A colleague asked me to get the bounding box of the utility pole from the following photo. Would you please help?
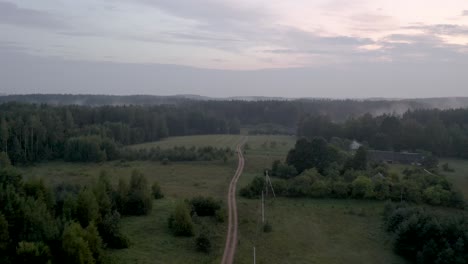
[261,191,265,223]
[253,246,256,264]
[266,170,276,198]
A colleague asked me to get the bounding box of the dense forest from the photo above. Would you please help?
[1,99,468,164]
[298,109,468,158]
[0,103,240,164]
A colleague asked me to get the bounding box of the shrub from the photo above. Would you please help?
[76,188,99,227]
[331,181,349,198]
[351,176,374,198]
[190,196,221,217]
[263,222,272,233]
[151,182,164,199]
[240,177,264,198]
[215,208,225,223]
[125,170,152,215]
[195,233,211,253]
[168,202,194,236]
[99,211,129,249]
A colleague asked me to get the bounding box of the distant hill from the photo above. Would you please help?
[1,94,468,118]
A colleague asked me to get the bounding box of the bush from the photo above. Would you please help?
[351,176,374,198]
[331,181,349,198]
[161,158,170,165]
[263,222,272,233]
[62,222,97,264]
[99,211,129,249]
[151,182,164,199]
[124,170,152,215]
[190,196,221,217]
[276,163,298,179]
[383,204,468,263]
[168,202,194,236]
[195,233,211,253]
[215,208,225,223]
[240,177,264,198]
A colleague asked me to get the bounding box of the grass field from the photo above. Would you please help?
[440,159,468,200]
[24,134,468,263]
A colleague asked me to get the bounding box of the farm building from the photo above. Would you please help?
[368,150,424,164]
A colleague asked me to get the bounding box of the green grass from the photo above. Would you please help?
[19,160,236,200]
[235,198,405,264]
[440,159,468,200]
[109,199,226,264]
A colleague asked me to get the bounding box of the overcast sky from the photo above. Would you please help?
[1,0,468,98]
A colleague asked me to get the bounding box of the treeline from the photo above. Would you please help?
[298,109,468,158]
[120,146,234,163]
[0,163,161,264]
[241,138,465,208]
[0,103,240,164]
[384,203,468,263]
[2,100,468,164]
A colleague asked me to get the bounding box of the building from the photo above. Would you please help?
[368,150,424,164]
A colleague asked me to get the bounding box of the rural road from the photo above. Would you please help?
[221,141,245,264]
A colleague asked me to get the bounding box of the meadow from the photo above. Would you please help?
[17,134,468,263]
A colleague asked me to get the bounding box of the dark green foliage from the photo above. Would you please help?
[194,233,211,253]
[263,222,272,233]
[383,203,468,263]
[115,170,152,216]
[151,182,164,199]
[168,202,194,237]
[286,137,344,175]
[64,136,113,162]
[16,241,51,264]
[352,147,368,171]
[0,168,128,262]
[0,213,9,252]
[0,102,241,164]
[239,177,265,198]
[189,196,221,217]
[21,197,59,242]
[121,146,233,162]
[99,211,129,249]
[126,170,152,216]
[0,152,11,167]
[275,163,298,179]
[351,176,373,199]
[61,222,98,264]
[214,208,226,223]
[76,188,99,228]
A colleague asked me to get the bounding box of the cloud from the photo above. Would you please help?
[463,10,468,16]
[0,1,67,29]
[405,24,468,36]
[137,0,270,29]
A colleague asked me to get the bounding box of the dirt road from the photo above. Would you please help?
[221,142,245,264]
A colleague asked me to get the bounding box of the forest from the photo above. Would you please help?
[2,100,468,165]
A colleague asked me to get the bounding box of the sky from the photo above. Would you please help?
[1,0,468,98]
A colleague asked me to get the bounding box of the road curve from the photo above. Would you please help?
[221,141,245,264]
